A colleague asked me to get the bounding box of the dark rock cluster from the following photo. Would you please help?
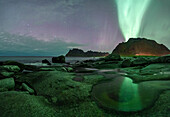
[0,61,36,93]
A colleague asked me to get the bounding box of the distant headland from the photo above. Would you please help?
[66,48,109,57]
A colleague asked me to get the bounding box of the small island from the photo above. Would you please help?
[66,48,109,57]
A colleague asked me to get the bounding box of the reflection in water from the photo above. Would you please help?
[92,70,170,112]
[119,78,141,111]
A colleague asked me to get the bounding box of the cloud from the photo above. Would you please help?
[0,32,83,56]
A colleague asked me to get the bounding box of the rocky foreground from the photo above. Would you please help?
[0,54,170,117]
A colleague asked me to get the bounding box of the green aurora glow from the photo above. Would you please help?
[115,0,152,41]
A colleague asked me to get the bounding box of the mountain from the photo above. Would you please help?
[112,38,170,56]
[66,48,109,57]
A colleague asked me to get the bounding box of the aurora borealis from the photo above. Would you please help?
[0,0,170,56]
[115,0,152,41]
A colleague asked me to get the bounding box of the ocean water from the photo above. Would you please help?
[0,56,99,65]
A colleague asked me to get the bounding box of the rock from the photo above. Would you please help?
[51,97,58,103]
[121,59,131,67]
[156,54,170,63]
[0,74,5,79]
[3,61,25,71]
[0,78,15,90]
[104,54,121,61]
[132,58,148,66]
[140,64,169,75]
[3,65,20,72]
[0,91,59,116]
[112,38,170,56]
[42,59,51,65]
[75,61,80,64]
[0,71,14,77]
[62,67,67,72]
[22,70,33,73]
[0,61,3,66]
[66,67,73,72]
[22,83,35,94]
[52,55,65,63]
[0,87,8,92]
[24,65,38,71]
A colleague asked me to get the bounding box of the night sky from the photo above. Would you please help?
[0,0,170,56]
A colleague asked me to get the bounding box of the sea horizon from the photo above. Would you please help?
[0,56,99,65]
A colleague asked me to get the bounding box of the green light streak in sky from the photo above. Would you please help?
[115,0,152,41]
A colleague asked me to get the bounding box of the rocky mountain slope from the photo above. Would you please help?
[112,38,170,56]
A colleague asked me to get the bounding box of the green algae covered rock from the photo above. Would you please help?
[104,54,121,61]
[22,83,35,94]
[3,61,25,70]
[17,71,93,105]
[0,91,60,117]
[0,78,15,91]
[132,57,148,66]
[83,75,104,84]
[121,59,131,67]
[3,65,20,72]
[0,71,14,77]
[66,67,74,72]
[155,54,170,63]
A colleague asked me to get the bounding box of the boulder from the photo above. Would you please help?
[104,54,121,61]
[24,65,38,71]
[52,55,65,63]
[22,70,33,73]
[0,74,5,79]
[22,83,35,94]
[132,58,148,66]
[0,91,59,116]
[0,71,14,77]
[3,65,20,72]
[0,78,15,90]
[0,87,8,92]
[42,59,51,65]
[62,67,67,72]
[121,59,131,67]
[3,61,25,71]
[0,61,3,66]
[66,67,73,72]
